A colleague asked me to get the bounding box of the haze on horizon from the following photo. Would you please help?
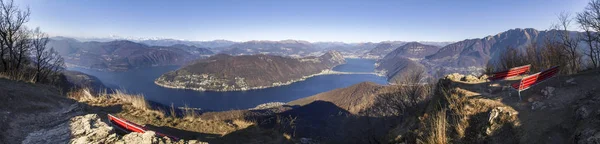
[18,0,588,43]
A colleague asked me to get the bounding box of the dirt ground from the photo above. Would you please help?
[445,69,600,143]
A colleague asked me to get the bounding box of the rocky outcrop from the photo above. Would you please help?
[22,114,118,144]
[22,114,205,144]
[573,89,600,144]
[155,51,346,91]
[444,73,465,81]
[461,75,479,82]
[486,107,519,135]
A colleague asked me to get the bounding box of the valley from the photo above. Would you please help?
[4,0,600,143]
[69,59,387,111]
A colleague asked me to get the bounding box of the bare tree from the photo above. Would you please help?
[554,12,582,74]
[370,69,433,117]
[0,0,30,72]
[31,27,64,82]
[577,0,600,69]
[495,46,528,71]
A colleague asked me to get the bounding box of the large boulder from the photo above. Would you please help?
[486,107,519,135]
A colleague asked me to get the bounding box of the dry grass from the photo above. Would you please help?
[417,89,460,144]
[110,90,150,111]
[68,88,150,111]
[443,89,469,139]
[232,119,255,129]
[0,71,36,83]
[65,87,277,142]
[414,82,522,143]
[419,108,448,144]
[181,104,199,120]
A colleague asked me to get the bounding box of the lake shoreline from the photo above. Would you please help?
[154,69,385,92]
[67,59,388,110]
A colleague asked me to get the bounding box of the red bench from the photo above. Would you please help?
[487,64,531,81]
[108,114,179,141]
[510,66,559,100]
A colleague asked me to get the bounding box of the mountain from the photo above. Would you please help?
[372,28,586,83]
[61,70,107,92]
[376,57,427,83]
[218,40,318,57]
[138,39,237,49]
[417,41,454,47]
[47,39,213,71]
[56,36,238,48]
[311,42,380,58]
[374,42,440,83]
[361,41,407,59]
[381,42,441,60]
[155,51,346,91]
[425,28,575,68]
[167,44,214,55]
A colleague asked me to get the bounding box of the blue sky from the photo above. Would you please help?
[17,0,589,42]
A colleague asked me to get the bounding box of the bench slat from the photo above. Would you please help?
[512,66,559,91]
[488,64,531,81]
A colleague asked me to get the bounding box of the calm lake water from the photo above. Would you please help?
[69,59,387,111]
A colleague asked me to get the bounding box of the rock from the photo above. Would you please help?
[445,73,465,81]
[531,101,546,110]
[575,128,600,144]
[541,87,556,99]
[118,131,168,144]
[486,107,518,135]
[462,75,479,82]
[566,78,577,85]
[23,114,118,144]
[576,106,590,120]
[488,107,503,124]
[479,74,489,81]
[22,114,205,144]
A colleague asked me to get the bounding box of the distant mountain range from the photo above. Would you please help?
[375,28,588,84]
[51,28,586,83]
[361,41,408,59]
[155,51,346,91]
[219,40,317,57]
[138,39,237,49]
[48,38,214,71]
[53,36,451,59]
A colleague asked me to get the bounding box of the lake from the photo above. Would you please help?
[69,58,387,111]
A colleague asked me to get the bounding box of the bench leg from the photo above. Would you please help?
[518,91,522,101]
